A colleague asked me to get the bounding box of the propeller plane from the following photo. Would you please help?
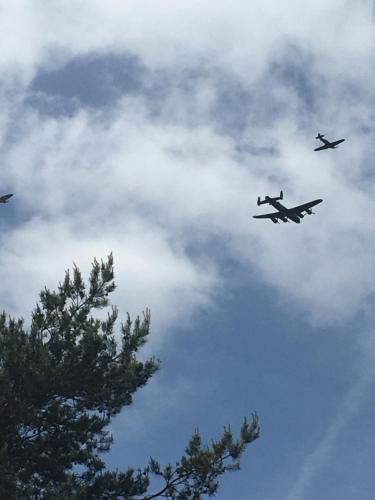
[0,193,13,203]
[314,133,345,151]
[253,191,323,224]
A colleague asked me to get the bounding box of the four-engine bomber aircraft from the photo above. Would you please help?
[253,191,323,224]
[314,133,345,151]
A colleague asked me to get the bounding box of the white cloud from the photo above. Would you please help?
[1,66,375,329]
[1,1,374,86]
[0,212,218,339]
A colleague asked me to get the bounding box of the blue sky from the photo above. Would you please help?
[1,1,375,498]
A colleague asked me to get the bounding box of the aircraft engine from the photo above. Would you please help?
[280,216,288,222]
[305,209,312,215]
[299,213,304,218]
[271,218,278,224]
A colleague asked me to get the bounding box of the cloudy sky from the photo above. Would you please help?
[2,1,375,498]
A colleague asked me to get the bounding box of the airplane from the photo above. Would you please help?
[253,191,323,224]
[314,133,345,151]
[0,194,13,203]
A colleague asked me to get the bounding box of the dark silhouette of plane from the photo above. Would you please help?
[253,191,323,224]
[0,193,12,203]
[314,133,345,151]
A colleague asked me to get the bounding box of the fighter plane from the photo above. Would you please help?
[0,193,13,203]
[0,194,13,203]
[314,133,345,151]
[253,191,322,224]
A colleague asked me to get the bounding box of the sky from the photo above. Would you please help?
[1,1,375,498]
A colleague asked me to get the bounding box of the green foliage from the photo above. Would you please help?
[142,414,259,500]
[0,255,259,498]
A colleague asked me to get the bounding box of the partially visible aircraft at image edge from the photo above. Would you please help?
[314,133,345,151]
[253,191,323,224]
[0,193,13,203]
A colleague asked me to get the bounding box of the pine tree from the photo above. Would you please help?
[0,254,259,498]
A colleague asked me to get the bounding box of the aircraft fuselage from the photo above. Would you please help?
[267,200,301,223]
[321,139,336,148]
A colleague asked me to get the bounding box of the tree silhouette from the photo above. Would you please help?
[0,254,259,498]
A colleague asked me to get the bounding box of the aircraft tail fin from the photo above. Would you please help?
[257,191,283,205]
[272,191,283,202]
[315,133,324,140]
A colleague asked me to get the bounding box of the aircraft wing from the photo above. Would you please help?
[253,211,284,220]
[287,199,323,215]
[0,193,13,203]
[314,144,330,151]
[331,139,345,147]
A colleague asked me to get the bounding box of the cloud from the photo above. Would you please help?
[0,212,218,340]
[0,2,374,339]
[1,27,375,330]
[2,1,374,85]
